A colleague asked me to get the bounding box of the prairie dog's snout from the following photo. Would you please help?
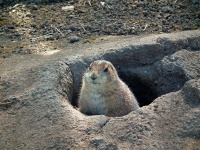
[90,72,97,80]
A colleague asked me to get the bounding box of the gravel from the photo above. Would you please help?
[0,0,199,56]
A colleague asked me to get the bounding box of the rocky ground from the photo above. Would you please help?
[0,0,200,57]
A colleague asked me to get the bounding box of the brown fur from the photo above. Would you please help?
[78,60,139,117]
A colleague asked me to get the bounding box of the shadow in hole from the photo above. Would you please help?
[118,74,158,107]
[71,96,78,108]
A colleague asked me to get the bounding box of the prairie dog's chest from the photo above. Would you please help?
[88,92,107,115]
[90,92,105,106]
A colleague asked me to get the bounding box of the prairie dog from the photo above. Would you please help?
[78,60,139,117]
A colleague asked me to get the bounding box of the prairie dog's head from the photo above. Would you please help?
[83,60,118,87]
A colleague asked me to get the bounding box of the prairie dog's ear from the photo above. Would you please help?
[108,63,115,71]
[90,62,94,67]
[87,62,93,71]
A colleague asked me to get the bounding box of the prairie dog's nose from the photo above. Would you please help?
[91,73,97,80]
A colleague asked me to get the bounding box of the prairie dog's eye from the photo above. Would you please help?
[104,67,108,72]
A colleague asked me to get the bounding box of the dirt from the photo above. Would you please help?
[0,0,200,57]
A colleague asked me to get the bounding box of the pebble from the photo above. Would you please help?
[67,29,72,34]
[12,49,21,54]
[62,5,74,11]
[162,20,168,25]
[46,34,59,41]
[143,11,148,17]
[7,25,15,29]
[100,2,105,6]
[26,13,32,17]
[30,23,36,28]
[68,36,80,43]
[68,26,79,31]
[30,5,38,10]
[162,27,168,33]
[13,33,21,37]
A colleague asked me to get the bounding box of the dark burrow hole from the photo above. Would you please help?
[118,73,158,107]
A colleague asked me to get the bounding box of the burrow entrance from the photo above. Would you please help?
[69,59,186,108]
[69,37,200,108]
[69,53,190,108]
[118,72,158,107]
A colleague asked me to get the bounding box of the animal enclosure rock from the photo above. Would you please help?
[0,30,200,149]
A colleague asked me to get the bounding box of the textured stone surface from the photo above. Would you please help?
[0,31,200,149]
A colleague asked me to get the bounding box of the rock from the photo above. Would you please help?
[12,49,21,54]
[13,33,21,37]
[162,27,169,33]
[0,97,18,110]
[46,35,54,41]
[26,12,32,17]
[68,26,79,31]
[162,19,168,25]
[68,36,80,43]
[0,31,200,150]
[100,2,105,6]
[66,29,72,34]
[20,49,32,54]
[143,11,148,17]
[161,6,172,13]
[30,23,36,28]
[62,5,74,11]
[7,25,15,29]
[182,79,200,106]
[29,5,38,10]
